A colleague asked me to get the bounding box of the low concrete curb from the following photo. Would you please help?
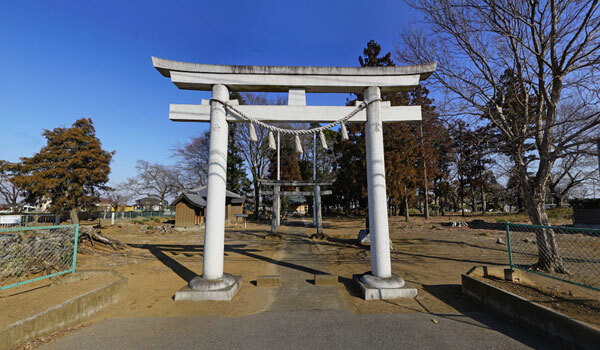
[256,275,280,287]
[314,274,338,286]
[462,266,600,350]
[1,269,127,350]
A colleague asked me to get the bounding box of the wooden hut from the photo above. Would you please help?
[193,186,248,225]
[172,187,251,228]
[172,192,206,228]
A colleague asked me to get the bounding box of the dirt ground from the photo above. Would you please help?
[0,273,118,330]
[73,223,284,319]
[314,215,515,315]
[481,275,600,328]
[5,211,599,348]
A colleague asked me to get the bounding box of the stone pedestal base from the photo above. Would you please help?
[353,273,418,300]
[174,274,242,301]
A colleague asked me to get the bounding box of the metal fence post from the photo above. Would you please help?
[72,224,79,273]
[505,223,513,270]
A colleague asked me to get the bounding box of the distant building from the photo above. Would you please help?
[96,198,112,212]
[0,203,12,214]
[287,195,308,215]
[570,198,600,229]
[33,197,52,212]
[171,186,251,228]
[134,197,168,211]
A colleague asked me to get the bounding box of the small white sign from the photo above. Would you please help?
[0,215,21,225]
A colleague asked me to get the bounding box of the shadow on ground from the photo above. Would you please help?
[128,240,552,349]
[128,242,329,283]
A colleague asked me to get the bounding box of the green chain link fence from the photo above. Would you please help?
[506,223,600,292]
[0,224,79,290]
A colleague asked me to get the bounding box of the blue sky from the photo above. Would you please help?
[0,0,421,184]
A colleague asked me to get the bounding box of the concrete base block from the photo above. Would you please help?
[257,275,280,287]
[353,274,418,300]
[174,276,242,301]
[314,274,338,286]
[504,268,522,282]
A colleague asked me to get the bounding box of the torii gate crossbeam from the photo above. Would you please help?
[153,57,436,301]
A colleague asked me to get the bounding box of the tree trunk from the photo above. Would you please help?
[253,180,260,220]
[481,184,486,215]
[519,158,566,273]
[404,192,409,222]
[526,196,566,273]
[69,207,79,225]
[423,188,429,220]
[159,194,166,214]
[460,182,465,217]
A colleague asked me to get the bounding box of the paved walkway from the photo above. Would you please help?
[42,310,556,349]
[268,219,346,312]
[41,219,557,349]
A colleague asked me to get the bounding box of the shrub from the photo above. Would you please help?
[547,207,573,220]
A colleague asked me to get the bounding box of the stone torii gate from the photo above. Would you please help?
[152,57,435,301]
[259,179,333,237]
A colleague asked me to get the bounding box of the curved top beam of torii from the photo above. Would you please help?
[152,57,436,93]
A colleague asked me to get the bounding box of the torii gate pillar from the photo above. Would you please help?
[354,86,413,299]
[364,86,392,278]
[202,84,229,280]
[177,84,242,300]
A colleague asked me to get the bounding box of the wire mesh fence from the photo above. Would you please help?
[0,224,78,290]
[506,223,600,291]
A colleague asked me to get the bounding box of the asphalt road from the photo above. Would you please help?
[42,309,557,350]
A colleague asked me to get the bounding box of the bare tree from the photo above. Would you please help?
[0,161,23,212]
[236,93,284,219]
[171,131,210,188]
[128,160,185,212]
[398,0,600,272]
[548,147,597,206]
[104,182,133,212]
